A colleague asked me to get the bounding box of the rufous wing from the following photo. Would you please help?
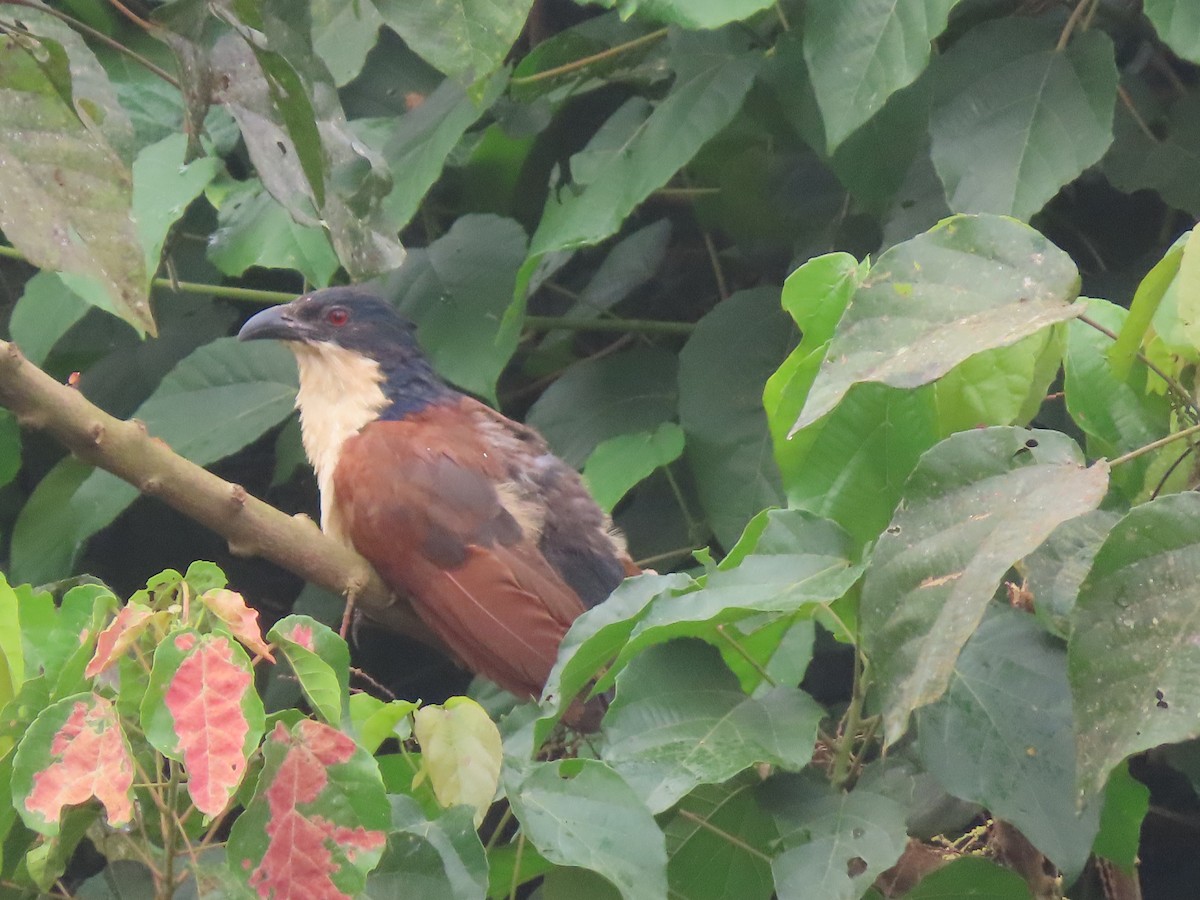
[330,406,588,698]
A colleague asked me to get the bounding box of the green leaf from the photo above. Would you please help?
[586,0,775,29]
[1109,230,1187,376]
[505,759,668,900]
[664,776,777,900]
[762,770,908,900]
[349,695,417,754]
[1091,762,1149,874]
[863,427,1110,744]
[537,572,696,745]
[1064,299,1172,500]
[131,132,221,276]
[527,346,679,468]
[583,422,686,512]
[312,0,384,86]
[207,178,339,287]
[365,796,488,900]
[375,73,506,229]
[793,215,1081,430]
[413,697,502,828]
[918,608,1098,878]
[0,34,151,333]
[615,510,862,672]
[1069,492,1200,794]
[0,575,24,730]
[928,18,1118,220]
[9,271,90,367]
[902,856,1032,898]
[803,0,958,153]
[528,31,760,256]
[1104,88,1200,219]
[0,409,20,492]
[389,214,529,403]
[374,0,534,80]
[680,286,791,547]
[267,615,351,726]
[1024,509,1120,639]
[603,641,822,813]
[1145,0,1200,64]
[9,338,298,584]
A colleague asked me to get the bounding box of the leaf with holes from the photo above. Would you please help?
[413,697,502,828]
[0,34,151,333]
[268,615,350,725]
[862,427,1109,744]
[505,759,668,900]
[1070,492,1200,795]
[603,641,822,813]
[12,693,134,835]
[84,602,156,678]
[229,719,389,896]
[201,589,275,662]
[793,215,1081,431]
[763,770,908,900]
[141,630,265,818]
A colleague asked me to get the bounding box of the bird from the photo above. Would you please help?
[238,287,640,717]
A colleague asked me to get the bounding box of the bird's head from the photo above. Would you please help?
[238,287,452,419]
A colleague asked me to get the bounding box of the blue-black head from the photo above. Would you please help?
[238,287,454,416]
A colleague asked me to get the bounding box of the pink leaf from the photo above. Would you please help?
[85,603,154,678]
[201,589,275,662]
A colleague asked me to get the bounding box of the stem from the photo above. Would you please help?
[1110,421,1200,468]
[161,759,181,899]
[484,804,514,853]
[510,28,668,85]
[774,2,790,30]
[508,831,526,900]
[1150,443,1195,499]
[0,0,180,89]
[1056,0,1095,52]
[830,652,869,789]
[634,546,700,568]
[1077,313,1200,420]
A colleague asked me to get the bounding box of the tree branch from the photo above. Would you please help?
[0,340,440,649]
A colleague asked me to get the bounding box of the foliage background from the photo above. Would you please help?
[2,0,1200,897]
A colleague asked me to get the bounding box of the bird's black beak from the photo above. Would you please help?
[238,303,305,342]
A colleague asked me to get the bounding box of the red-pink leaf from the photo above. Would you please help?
[24,696,133,829]
[163,634,256,817]
[201,589,275,662]
[85,603,155,678]
[246,721,386,897]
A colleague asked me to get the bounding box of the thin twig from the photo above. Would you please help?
[702,230,729,302]
[1056,0,1095,52]
[1150,444,1196,499]
[1110,421,1200,468]
[510,28,668,85]
[0,0,180,89]
[1116,84,1159,143]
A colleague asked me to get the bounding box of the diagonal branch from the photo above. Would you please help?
[0,340,440,649]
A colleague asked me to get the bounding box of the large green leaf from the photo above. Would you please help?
[902,856,1032,898]
[131,132,221,275]
[583,422,686,513]
[374,72,506,229]
[918,608,1099,878]
[0,34,150,333]
[527,30,760,256]
[504,759,668,900]
[862,427,1109,743]
[207,178,339,287]
[1070,492,1200,794]
[762,770,908,900]
[8,272,90,367]
[928,18,1118,220]
[10,339,297,585]
[388,214,528,403]
[602,641,822,813]
[374,0,534,80]
[526,346,679,469]
[803,0,959,153]
[664,776,777,900]
[1023,509,1120,640]
[1144,0,1200,64]
[793,215,1081,431]
[365,796,488,899]
[680,286,791,547]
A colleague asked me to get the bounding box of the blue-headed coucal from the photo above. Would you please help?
[238,287,639,710]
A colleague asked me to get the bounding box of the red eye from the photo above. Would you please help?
[326,307,349,327]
